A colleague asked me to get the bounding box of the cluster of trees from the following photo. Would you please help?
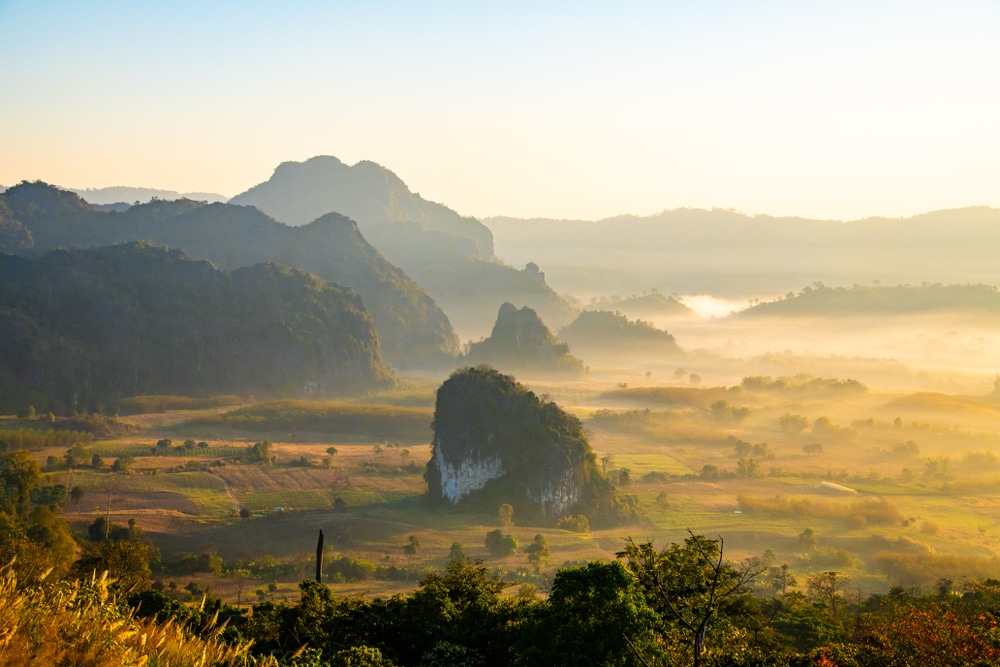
[88,534,1000,666]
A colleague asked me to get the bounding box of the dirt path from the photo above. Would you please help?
[210,472,241,512]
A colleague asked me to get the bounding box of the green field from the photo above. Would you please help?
[18,381,1000,601]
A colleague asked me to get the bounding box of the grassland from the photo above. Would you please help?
[13,375,1000,603]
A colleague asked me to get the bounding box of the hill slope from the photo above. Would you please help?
[0,243,394,414]
[464,303,585,377]
[558,310,681,359]
[231,156,577,337]
[735,283,1000,319]
[1,181,458,366]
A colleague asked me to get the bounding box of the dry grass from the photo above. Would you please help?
[0,566,270,666]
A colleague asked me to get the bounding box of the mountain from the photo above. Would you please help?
[0,181,459,366]
[557,310,681,359]
[585,293,695,321]
[734,283,1000,319]
[72,186,228,205]
[463,303,585,377]
[426,366,613,519]
[0,243,394,415]
[231,156,577,337]
[485,207,1000,298]
[231,156,493,256]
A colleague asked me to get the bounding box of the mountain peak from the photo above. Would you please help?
[231,155,494,259]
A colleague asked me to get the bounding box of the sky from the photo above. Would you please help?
[1,0,998,221]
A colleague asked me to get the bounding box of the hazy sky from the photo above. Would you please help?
[1,0,998,220]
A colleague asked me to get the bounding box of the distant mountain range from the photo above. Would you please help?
[0,182,458,366]
[735,283,1000,320]
[0,243,394,414]
[72,186,228,205]
[486,207,1000,298]
[232,156,576,337]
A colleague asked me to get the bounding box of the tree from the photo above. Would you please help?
[616,468,632,490]
[498,503,514,528]
[0,449,41,518]
[802,443,824,456]
[733,439,753,458]
[111,455,135,473]
[799,528,818,552]
[326,446,338,457]
[449,542,467,563]
[806,571,849,617]
[525,534,550,574]
[404,535,420,563]
[69,484,85,510]
[780,413,809,435]
[517,561,663,666]
[485,529,518,558]
[248,440,275,465]
[618,531,766,667]
[70,538,152,593]
[736,458,760,479]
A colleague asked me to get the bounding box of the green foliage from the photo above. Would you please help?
[525,535,550,573]
[484,529,518,558]
[516,560,663,666]
[556,514,590,532]
[69,537,153,593]
[618,533,767,667]
[0,242,394,413]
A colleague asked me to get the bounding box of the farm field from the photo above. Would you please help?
[17,374,1000,604]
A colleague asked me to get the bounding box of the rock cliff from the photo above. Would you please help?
[425,366,603,517]
[463,304,585,377]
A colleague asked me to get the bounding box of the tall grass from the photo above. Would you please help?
[0,567,271,666]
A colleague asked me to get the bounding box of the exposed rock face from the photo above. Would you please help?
[426,366,597,516]
[463,303,585,377]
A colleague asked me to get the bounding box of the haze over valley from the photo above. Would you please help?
[3,2,1000,664]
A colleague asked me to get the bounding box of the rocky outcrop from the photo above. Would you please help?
[463,304,585,377]
[426,366,600,516]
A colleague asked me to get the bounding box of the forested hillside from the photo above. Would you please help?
[736,283,1000,319]
[0,181,458,365]
[0,243,394,414]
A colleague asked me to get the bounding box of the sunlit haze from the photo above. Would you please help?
[1,0,998,220]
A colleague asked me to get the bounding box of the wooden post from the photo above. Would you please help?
[316,529,324,583]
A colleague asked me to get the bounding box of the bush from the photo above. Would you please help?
[557,515,590,532]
